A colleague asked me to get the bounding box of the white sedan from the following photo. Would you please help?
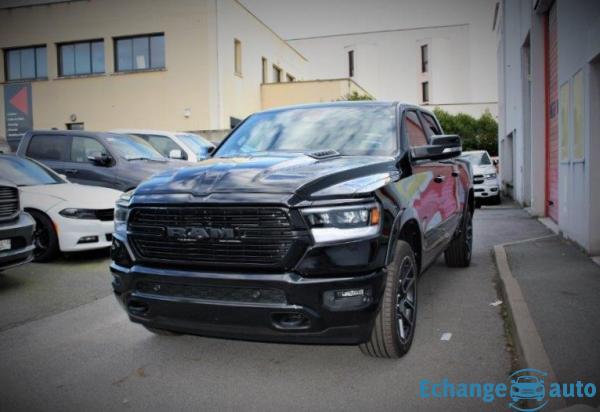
[0,155,122,261]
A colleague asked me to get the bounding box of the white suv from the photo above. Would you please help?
[459,150,500,204]
[111,129,215,162]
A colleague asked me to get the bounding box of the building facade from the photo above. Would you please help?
[0,0,309,148]
[496,0,600,254]
[287,0,499,118]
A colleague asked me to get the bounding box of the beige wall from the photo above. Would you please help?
[261,78,371,110]
[0,0,217,134]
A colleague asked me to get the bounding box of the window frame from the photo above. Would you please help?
[421,81,430,104]
[421,44,429,73]
[272,65,282,83]
[348,50,354,77]
[234,39,242,76]
[70,135,111,164]
[420,110,443,137]
[4,45,48,81]
[261,57,268,83]
[113,33,165,73]
[57,39,105,77]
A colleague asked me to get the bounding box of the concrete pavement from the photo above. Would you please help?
[0,206,552,411]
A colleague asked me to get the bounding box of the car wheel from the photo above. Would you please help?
[144,326,181,336]
[29,210,59,262]
[491,194,501,205]
[359,240,417,358]
[444,210,473,267]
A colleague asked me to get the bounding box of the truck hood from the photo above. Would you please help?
[472,164,497,175]
[134,153,397,200]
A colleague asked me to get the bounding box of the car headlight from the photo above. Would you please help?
[301,202,381,243]
[114,190,134,233]
[484,173,497,180]
[59,208,98,219]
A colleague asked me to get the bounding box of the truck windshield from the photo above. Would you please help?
[215,105,397,157]
[0,156,65,186]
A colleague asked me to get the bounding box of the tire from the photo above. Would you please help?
[29,210,59,262]
[444,210,473,267]
[491,194,501,205]
[144,326,181,336]
[359,240,417,358]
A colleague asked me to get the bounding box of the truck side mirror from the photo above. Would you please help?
[87,151,112,166]
[410,134,462,161]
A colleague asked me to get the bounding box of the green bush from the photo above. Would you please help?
[338,91,374,101]
[433,108,498,156]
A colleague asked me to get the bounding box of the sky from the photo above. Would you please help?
[239,0,491,40]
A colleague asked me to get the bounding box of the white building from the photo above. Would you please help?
[283,0,499,117]
[496,0,600,254]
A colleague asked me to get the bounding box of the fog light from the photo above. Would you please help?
[77,235,98,244]
[324,287,373,311]
[111,238,132,267]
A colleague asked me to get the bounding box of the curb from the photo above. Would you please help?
[493,236,567,411]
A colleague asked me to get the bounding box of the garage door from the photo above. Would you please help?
[545,4,559,222]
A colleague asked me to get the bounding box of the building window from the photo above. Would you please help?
[114,33,165,72]
[348,50,354,77]
[58,40,104,76]
[421,81,429,103]
[421,44,429,73]
[272,65,282,83]
[286,73,295,82]
[5,46,47,81]
[234,39,242,75]
[261,57,268,83]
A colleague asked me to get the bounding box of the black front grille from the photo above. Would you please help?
[136,281,286,304]
[128,207,306,269]
[95,209,114,221]
[0,186,19,221]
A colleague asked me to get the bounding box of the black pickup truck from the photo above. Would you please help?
[111,102,473,358]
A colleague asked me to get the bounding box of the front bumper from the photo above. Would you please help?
[0,213,35,270]
[111,263,387,344]
[473,179,499,198]
[53,215,114,252]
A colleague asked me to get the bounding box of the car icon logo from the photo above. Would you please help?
[508,369,548,412]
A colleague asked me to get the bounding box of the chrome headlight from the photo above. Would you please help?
[59,208,97,219]
[114,190,134,233]
[301,202,381,243]
[484,173,497,180]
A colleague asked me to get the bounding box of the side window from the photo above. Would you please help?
[26,135,70,161]
[71,136,108,163]
[421,112,442,137]
[403,110,428,147]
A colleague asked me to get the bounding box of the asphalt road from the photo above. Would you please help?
[0,206,549,411]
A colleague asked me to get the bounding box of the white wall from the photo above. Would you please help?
[215,0,308,128]
[286,0,498,118]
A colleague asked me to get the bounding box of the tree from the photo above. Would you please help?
[339,91,374,101]
[433,107,498,156]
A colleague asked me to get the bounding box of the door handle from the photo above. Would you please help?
[434,175,445,183]
[64,169,78,174]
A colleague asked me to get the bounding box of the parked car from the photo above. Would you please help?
[17,130,188,191]
[0,178,35,271]
[1,155,122,261]
[111,101,473,358]
[111,129,216,162]
[459,150,500,205]
[0,138,11,154]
